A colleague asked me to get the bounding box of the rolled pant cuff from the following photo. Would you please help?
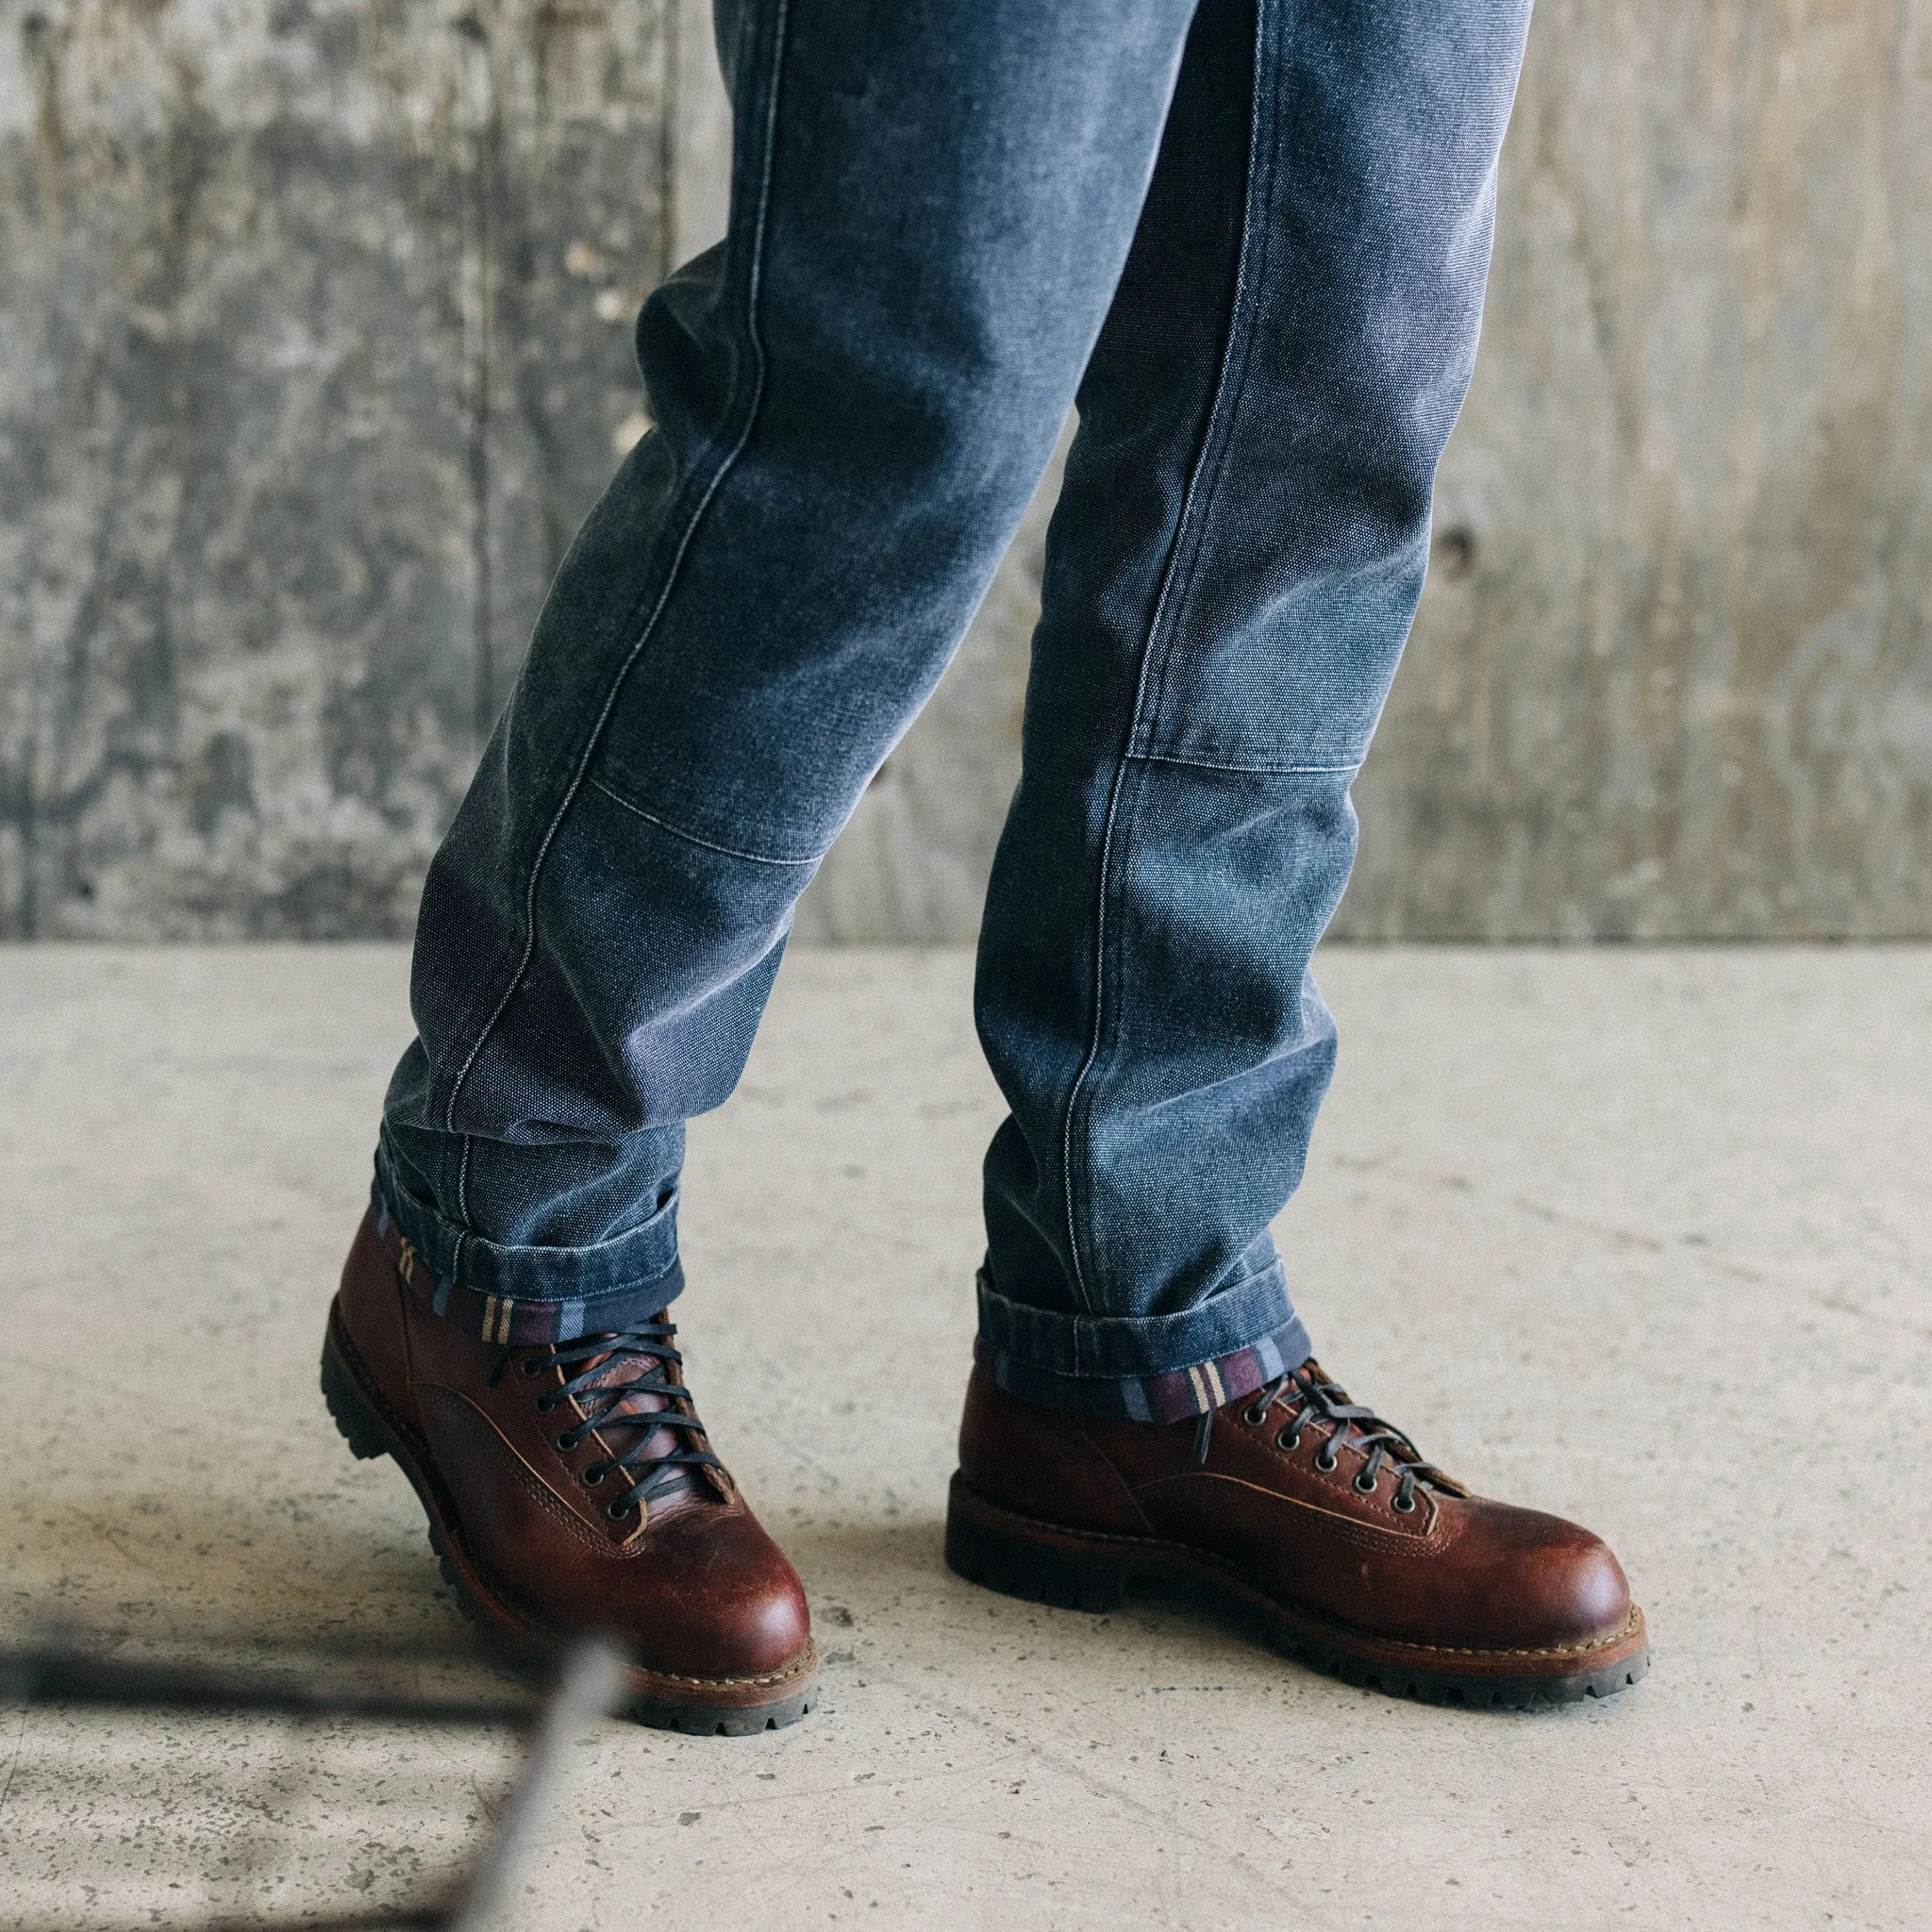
[974,1264,1313,1424]
[369,1175,685,1345]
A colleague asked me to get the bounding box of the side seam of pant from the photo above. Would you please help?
[436,0,794,1239]
[1058,0,1274,1315]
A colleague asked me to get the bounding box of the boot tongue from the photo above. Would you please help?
[570,1335,674,1417]
[558,1324,718,1507]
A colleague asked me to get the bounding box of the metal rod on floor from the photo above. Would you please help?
[444,1640,629,1932]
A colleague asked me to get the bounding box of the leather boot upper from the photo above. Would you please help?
[958,1351,1633,1656]
[336,1208,812,1682]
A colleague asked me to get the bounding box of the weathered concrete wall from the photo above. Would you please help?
[1,0,675,935]
[1339,0,1932,940]
[6,0,1932,940]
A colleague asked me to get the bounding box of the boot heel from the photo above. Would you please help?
[944,1475,1135,1614]
[320,1325,392,1463]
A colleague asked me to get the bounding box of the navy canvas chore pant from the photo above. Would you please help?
[373,0,1534,1421]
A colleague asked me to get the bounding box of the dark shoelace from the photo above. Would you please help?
[489,1321,724,1524]
[1195,1362,1447,1513]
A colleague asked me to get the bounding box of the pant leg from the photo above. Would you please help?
[374,0,1205,1339]
[974,0,1533,1416]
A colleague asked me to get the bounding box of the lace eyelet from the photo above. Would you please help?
[1242,1404,1268,1427]
[534,1394,557,1415]
[1391,1492,1417,1514]
[1314,1449,1339,1474]
[554,1431,576,1453]
[1353,1471,1377,1494]
[581,1463,608,1487]
[1275,1428,1302,1453]
[518,1358,542,1377]
[605,1498,635,1522]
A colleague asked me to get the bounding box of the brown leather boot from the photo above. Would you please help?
[321,1209,817,1734]
[947,1352,1646,1708]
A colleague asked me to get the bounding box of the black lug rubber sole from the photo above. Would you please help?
[944,1474,1649,1712]
[320,1319,817,1736]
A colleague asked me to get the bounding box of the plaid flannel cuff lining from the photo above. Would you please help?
[371,1192,685,1344]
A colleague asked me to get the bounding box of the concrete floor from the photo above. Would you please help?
[1,944,1927,1930]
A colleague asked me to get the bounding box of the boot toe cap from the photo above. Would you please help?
[606,1503,814,1682]
[1469,1503,1634,1651]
